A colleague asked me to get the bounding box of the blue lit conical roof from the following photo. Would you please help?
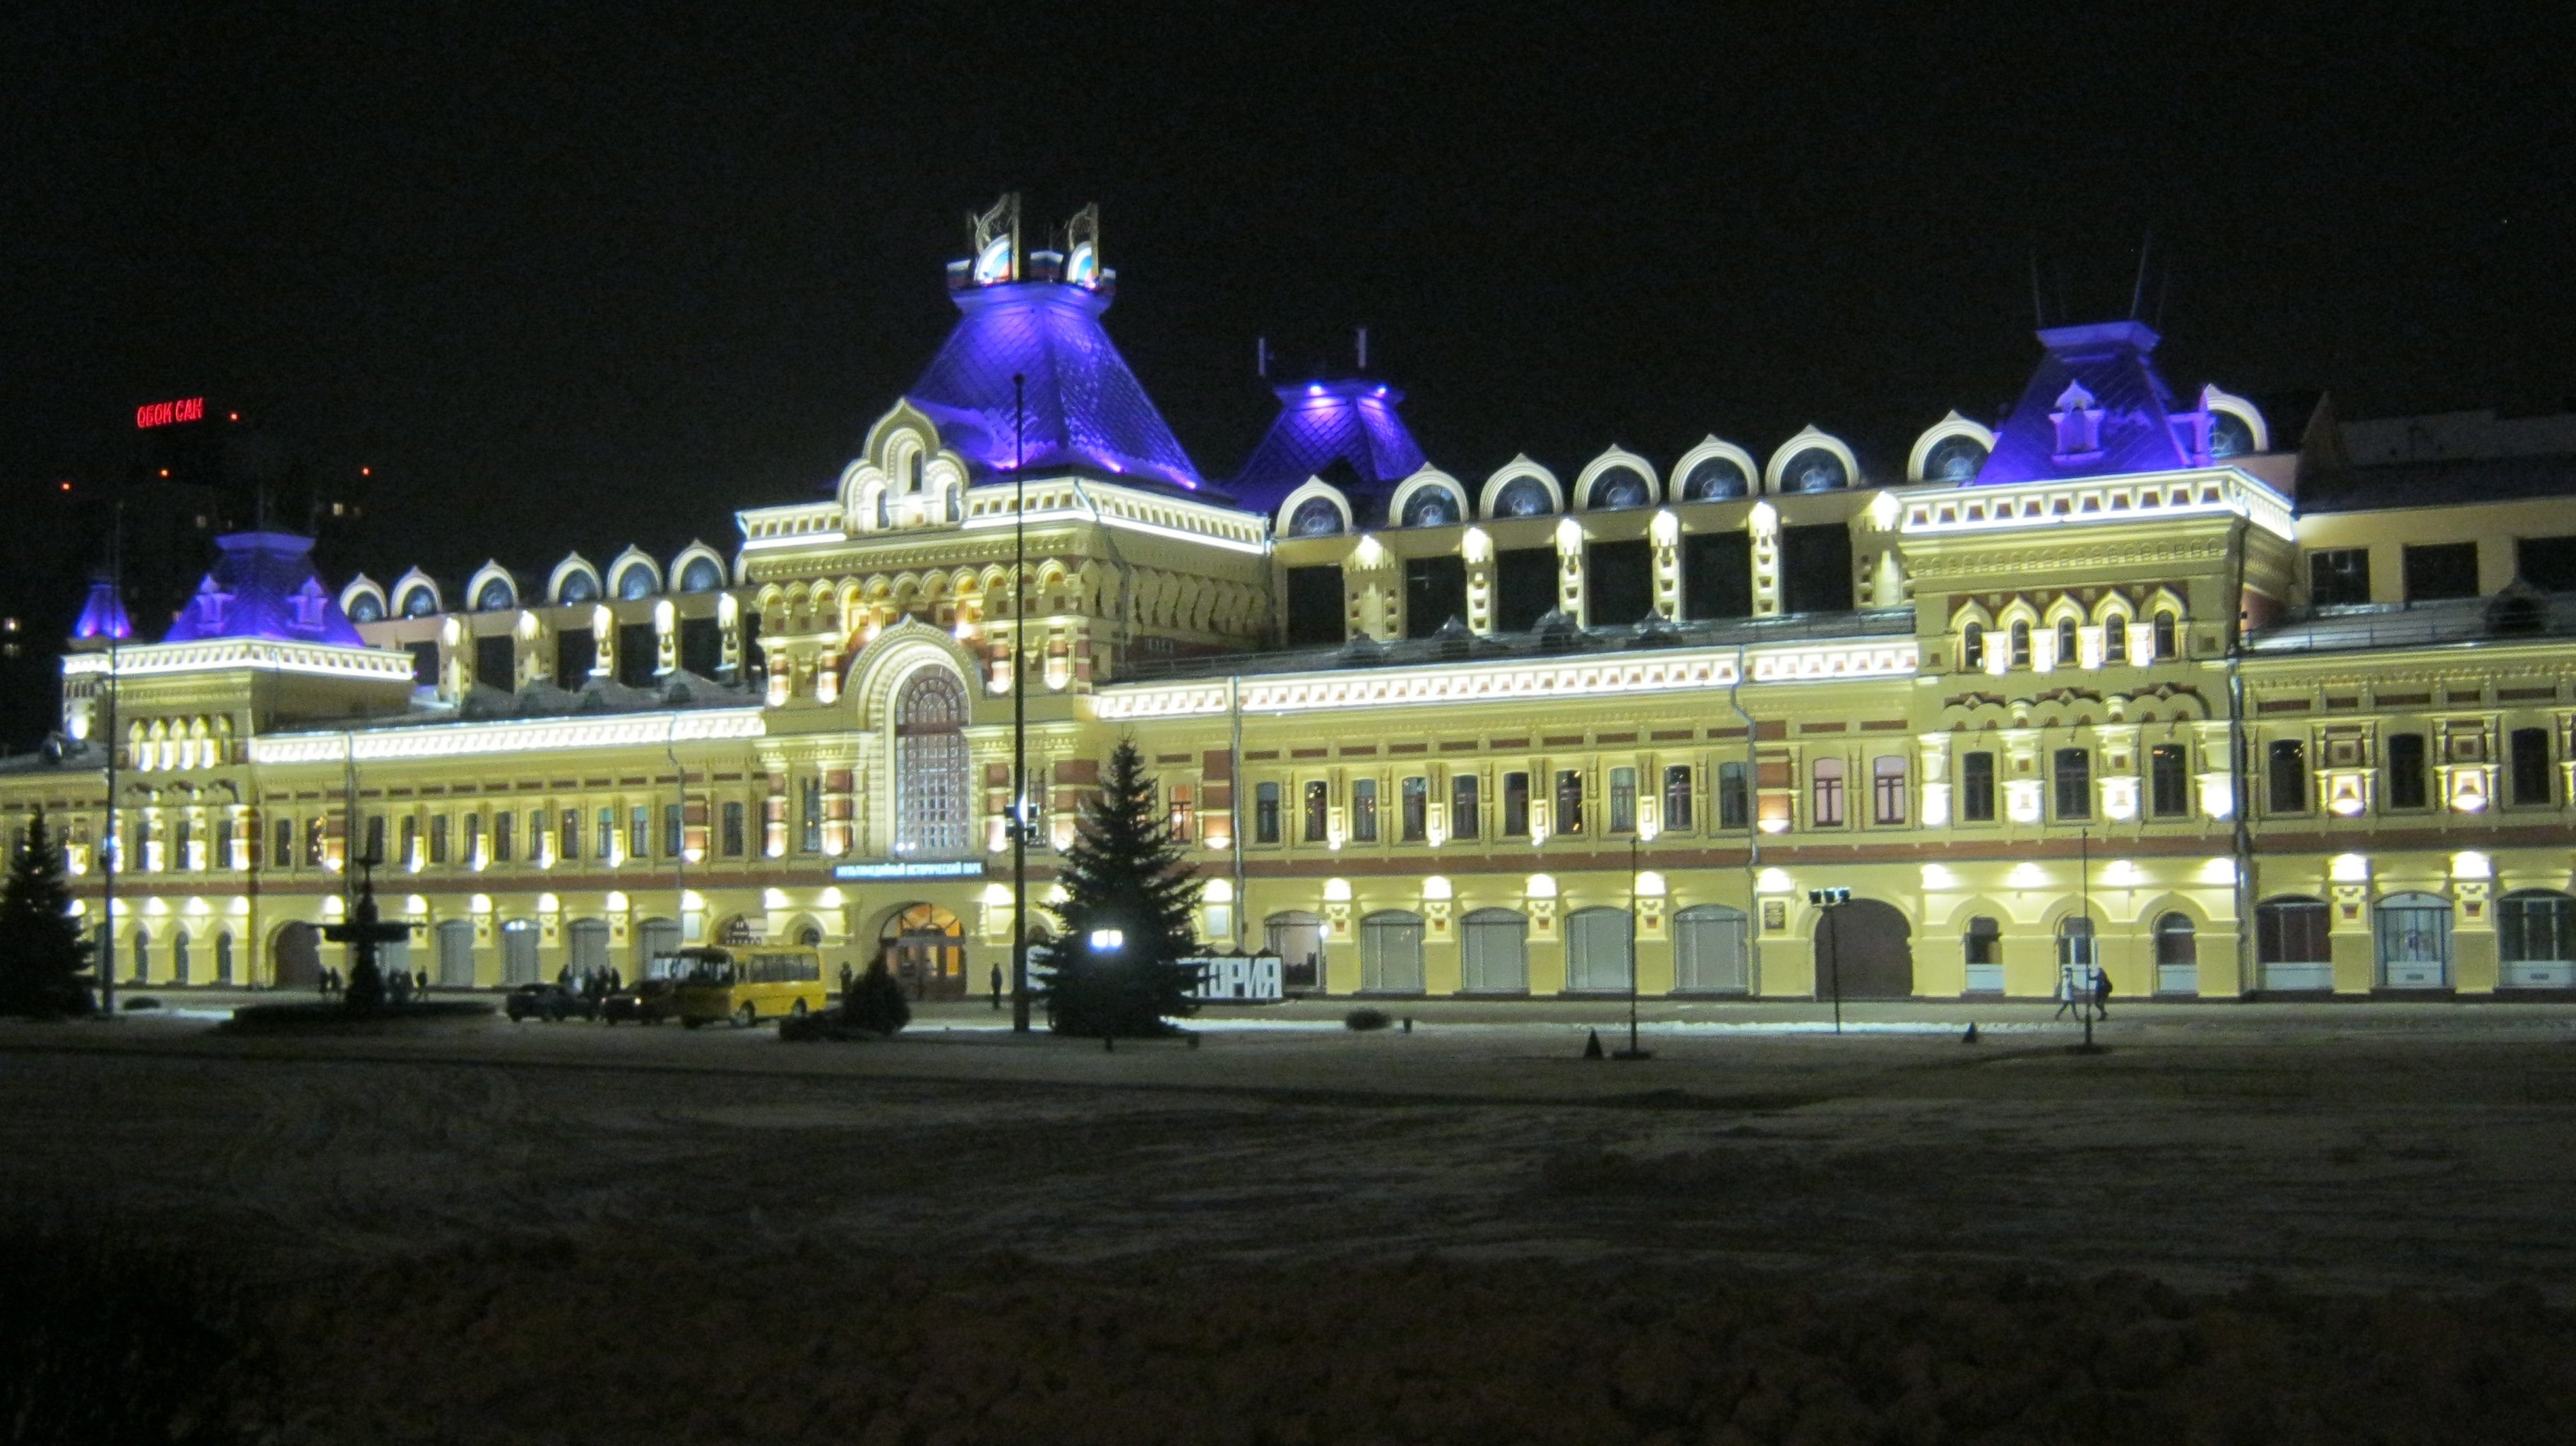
[907,281,1204,493]
[72,575,133,641]
[161,531,366,647]
[1232,378,1429,518]
[1976,321,2212,484]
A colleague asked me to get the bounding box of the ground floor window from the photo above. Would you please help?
[2500,890,2575,988]
[1360,911,1424,993]
[2375,892,2452,989]
[1673,904,1747,993]
[1461,909,1527,993]
[2255,895,2332,992]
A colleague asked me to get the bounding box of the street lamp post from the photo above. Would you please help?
[1809,887,1851,1034]
[1009,373,1032,1034]
[1615,835,1650,1059]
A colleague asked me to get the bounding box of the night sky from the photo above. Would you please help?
[6,5,2572,583]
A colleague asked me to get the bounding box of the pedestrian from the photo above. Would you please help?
[839,962,854,999]
[416,968,429,996]
[2092,964,2113,1021]
[2052,962,2077,1020]
[989,962,1003,1011]
[315,967,330,998]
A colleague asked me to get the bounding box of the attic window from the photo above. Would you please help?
[1493,477,1555,518]
[192,582,232,631]
[1400,486,1462,527]
[291,580,329,630]
[2051,382,2104,460]
[1287,496,1344,537]
[2209,410,2256,459]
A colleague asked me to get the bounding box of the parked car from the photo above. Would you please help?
[503,982,596,1022]
[600,976,678,1026]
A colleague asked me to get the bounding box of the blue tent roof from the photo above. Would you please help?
[72,577,132,641]
[161,531,367,647]
[906,281,1204,493]
[1977,322,2211,484]
[1232,379,1429,518]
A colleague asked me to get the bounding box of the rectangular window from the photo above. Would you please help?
[598,807,616,859]
[2387,733,2428,809]
[307,817,328,868]
[1255,782,1281,844]
[364,814,386,866]
[173,819,192,871]
[407,641,441,688]
[799,779,823,852]
[2402,542,2480,602]
[1716,762,1748,830]
[1607,767,1637,832]
[2268,739,2308,813]
[1302,782,1329,842]
[721,801,746,857]
[630,805,651,859]
[1779,524,1855,614]
[2309,548,2371,606]
[1962,751,1997,823]
[1493,548,1558,634]
[1585,539,1654,628]
[1168,784,1193,842]
[400,815,419,866]
[2104,617,2128,664]
[1451,774,1480,839]
[464,813,484,862]
[616,623,659,687]
[429,815,451,864]
[1351,779,1378,842]
[1811,758,1845,827]
[2518,535,2576,594]
[475,633,514,691]
[272,817,293,868]
[1503,771,1530,837]
[1402,556,1467,640]
[2149,744,2190,818]
[1663,765,1693,830]
[663,803,684,859]
[2055,748,2093,819]
[1554,770,1585,834]
[1872,755,1907,825]
[1284,566,1343,647]
[492,810,514,863]
[2511,727,2553,806]
[1401,776,1428,841]
[1681,532,1753,621]
[555,628,595,688]
[678,616,721,677]
[561,808,581,861]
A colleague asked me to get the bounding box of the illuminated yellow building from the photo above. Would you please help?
[13,200,2576,1002]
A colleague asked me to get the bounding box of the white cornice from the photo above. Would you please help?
[248,708,765,765]
[63,640,417,683]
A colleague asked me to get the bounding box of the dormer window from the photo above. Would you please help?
[192,581,231,631]
[2050,381,2104,460]
[290,580,329,631]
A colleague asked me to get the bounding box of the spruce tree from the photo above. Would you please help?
[0,813,97,1018]
[1043,738,1204,1036]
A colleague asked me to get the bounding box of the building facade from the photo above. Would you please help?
[11,198,2576,1003]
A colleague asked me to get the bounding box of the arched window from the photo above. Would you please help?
[2056,915,2096,969]
[475,577,515,612]
[1287,496,1344,537]
[2009,620,2032,668]
[1493,477,1555,518]
[2152,611,2178,659]
[2500,890,2576,988]
[1673,904,1748,993]
[1360,910,1425,993]
[2103,614,2129,664]
[559,570,599,604]
[131,926,150,984]
[1961,621,1985,671]
[679,557,724,593]
[893,669,971,858]
[399,586,438,619]
[1680,455,1749,501]
[1587,465,1653,510]
[1923,435,1988,483]
[2056,616,2079,664]
[214,931,234,984]
[2210,410,2257,459]
[1400,486,1462,528]
[2154,912,2196,967]
[347,592,385,623]
[616,566,656,601]
[1461,908,1528,993]
[1779,448,1848,493]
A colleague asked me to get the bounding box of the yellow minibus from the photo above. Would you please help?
[663,946,828,1027]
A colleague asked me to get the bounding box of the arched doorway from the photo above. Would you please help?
[1565,907,1634,993]
[1265,911,1327,992]
[1461,908,1528,994]
[213,931,234,985]
[638,917,681,974]
[435,919,477,987]
[271,920,322,991]
[2375,891,2451,989]
[1359,910,1424,994]
[1815,898,1912,998]
[881,903,965,999]
[172,930,192,985]
[568,919,612,981]
[1672,904,1748,994]
[130,926,150,984]
[501,919,540,984]
[2153,912,2198,996]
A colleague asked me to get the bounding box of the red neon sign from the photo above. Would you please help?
[135,397,206,429]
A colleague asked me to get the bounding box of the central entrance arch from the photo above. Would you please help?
[1815,898,1913,999]
[881,903,966,999]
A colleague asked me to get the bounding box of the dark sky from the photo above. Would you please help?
[6,4,2572,582]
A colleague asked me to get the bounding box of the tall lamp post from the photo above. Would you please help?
[1809,887,1851,1034]
[1614,834,1651,1059]
[1009,373,1032,1033]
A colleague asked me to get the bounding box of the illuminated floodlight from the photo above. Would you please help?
[1087,928,1125,952]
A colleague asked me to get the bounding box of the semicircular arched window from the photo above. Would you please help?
[1779,447,1849,494]
[679,557,724,593]
[559,571,600,605]
[894,669,971,859]
[2209,410,2257,459]
[347,592,385,623]
[1922,435,1988,483]
[1587,465,1653,510]
[615,566,657,601]
[474,578,515,612]
[1287,496,1345,537]
[1493,476,1555,518]
[398,587,438,619]
[1400,486,1462,528]
[1680,455,1749,501]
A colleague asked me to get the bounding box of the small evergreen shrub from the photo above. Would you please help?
[1344,1008,1392,1032]
[842,957,912,1036]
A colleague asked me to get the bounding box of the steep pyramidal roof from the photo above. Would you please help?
[1976,321,2214,484]
[71,576,133,641]
[907,280,1205,494]
[161,531,367,647]
[1232,379,1430,517]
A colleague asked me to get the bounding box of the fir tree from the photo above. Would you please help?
[842,953,912,1036]
[0,812,97,1019]
[1043,738,1204,1037]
